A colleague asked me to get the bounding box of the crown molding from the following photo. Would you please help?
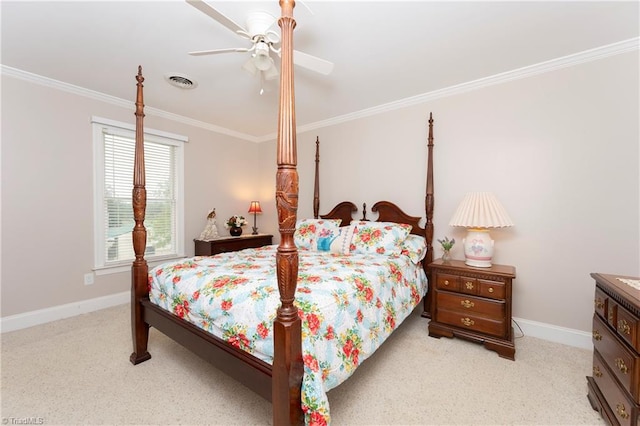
[259,36,640,142]
[0,65,261,143]
[3,37,638,144]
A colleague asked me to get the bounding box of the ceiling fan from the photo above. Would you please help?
[186,0,334,92]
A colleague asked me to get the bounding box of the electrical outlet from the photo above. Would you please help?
[84,273,95,285]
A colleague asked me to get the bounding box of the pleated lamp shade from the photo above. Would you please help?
[449,192,513,267]
[449,192,514,228]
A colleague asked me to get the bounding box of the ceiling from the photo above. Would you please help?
[2,1,638,141]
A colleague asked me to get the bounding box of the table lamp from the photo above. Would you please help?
[449,192,513,267]
[248,201,263,235]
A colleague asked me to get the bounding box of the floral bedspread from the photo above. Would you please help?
[149,245,427,425]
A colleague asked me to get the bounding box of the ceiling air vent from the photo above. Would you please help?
[164,73,198,89]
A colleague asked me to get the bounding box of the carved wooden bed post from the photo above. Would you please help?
[313,137,320,219]
[130,66,151,365]
[273,1,304,425]
[422,112,435,318]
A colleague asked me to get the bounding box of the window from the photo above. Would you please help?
[92,117,185,273]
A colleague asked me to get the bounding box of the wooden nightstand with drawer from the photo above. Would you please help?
[428,259,516,360]
[587,272,640,425]
[194,234,273,256]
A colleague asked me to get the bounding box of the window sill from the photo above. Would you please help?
[94,255,186,276]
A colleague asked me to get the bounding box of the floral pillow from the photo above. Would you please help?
[349,221,412,256]
[400,234,428,264]
[294,219,342,251]
[326,225,355,255]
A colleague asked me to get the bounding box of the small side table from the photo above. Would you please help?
[428,259,516,360]
[194,234,273,256]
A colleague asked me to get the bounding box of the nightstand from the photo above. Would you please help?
[428,259,516,360]
[194,234,273,256]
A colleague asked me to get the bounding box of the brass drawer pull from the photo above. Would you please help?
[594,299,604,310]
[488,287,494,293]
[616,403,630,419]
[461,317,475,327]
[443,280,450,286]
[593,366,602,377]
[618,319,631,335]
[592,330,602,341]
[615,358,629,374]
[461,300,475,309]
[465,281,474,290]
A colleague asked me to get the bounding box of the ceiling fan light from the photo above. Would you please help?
[254,55,272,71]
[242,58,258,76]
[264,63,279,80]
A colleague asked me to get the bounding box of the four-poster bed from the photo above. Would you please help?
[130,1,435,424]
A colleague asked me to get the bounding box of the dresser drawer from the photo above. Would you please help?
[436,273,460,291]
[617,305,640,354]
[478,279,505,300]
[437,292,505,319]
[593,315,640,402]
[594,287,608,320]
[437,308,506,337]
[593,350,638,426]
[458,276,479,295]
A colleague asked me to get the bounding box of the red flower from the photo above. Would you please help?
[257,323,269,339]
[376,247,386,254]
[356,310,363,323]
[352,348,360,365]
[387,314,396,329]
[361,233,371,243]
[228,333,250,349]
[324,326,335,340]
[172,275,180,284]
[364,287,374,302]
[192,290,200,301]
[373,229,382,239]
[174,303,186,318]
[307,313,320,335]
[343,339,354,357]
[303,354,319,372]
[221,299,233,311]
[309,411,327,426]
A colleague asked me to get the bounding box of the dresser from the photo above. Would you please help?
[427,259,516,360]
[194,234,273,256]
[587,272,640,425]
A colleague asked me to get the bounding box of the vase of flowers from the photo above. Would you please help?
[226,215,248,237]
[437,236,455,261]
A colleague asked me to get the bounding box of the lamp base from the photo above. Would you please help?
[251,227,258,235]
[463,229,494,268]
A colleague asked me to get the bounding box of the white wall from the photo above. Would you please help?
[263,50,639,333]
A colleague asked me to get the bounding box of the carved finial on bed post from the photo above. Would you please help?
[130,66,151,365]
[273,1,304,425]
[313,137,320,219]
[362,203,368,221]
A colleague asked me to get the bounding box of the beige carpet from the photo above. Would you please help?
[1,304,604,425]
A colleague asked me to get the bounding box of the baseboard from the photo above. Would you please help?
[1,291,129,333]
[513,316,593,350]
[1,293,593,350]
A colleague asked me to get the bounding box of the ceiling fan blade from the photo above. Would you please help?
[186,0,247,35]
[189,47,250,56]
[293,50,334,75]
